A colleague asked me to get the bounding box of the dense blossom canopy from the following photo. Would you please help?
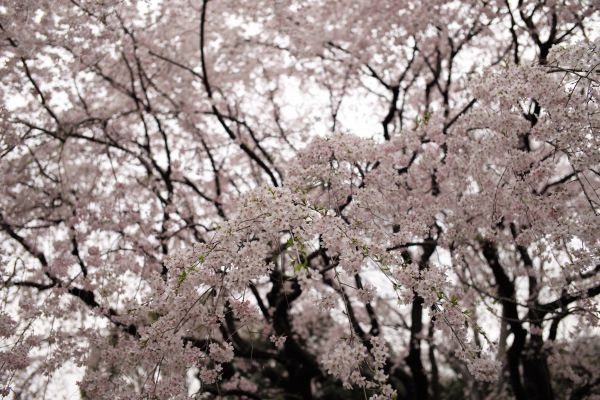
[1,0,599,399]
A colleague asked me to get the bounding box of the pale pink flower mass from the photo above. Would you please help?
[0,0,599,399]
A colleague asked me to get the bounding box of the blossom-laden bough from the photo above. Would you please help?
[0,1,599,399]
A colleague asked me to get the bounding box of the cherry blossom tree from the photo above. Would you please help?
[1,1,599,399]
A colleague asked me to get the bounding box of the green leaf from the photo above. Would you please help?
[435,289,444,300]
[450,295,459,306]
[294,259,308,272]
[147,311,161,323]
[361,245,369,257]
[177,270,187,286]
